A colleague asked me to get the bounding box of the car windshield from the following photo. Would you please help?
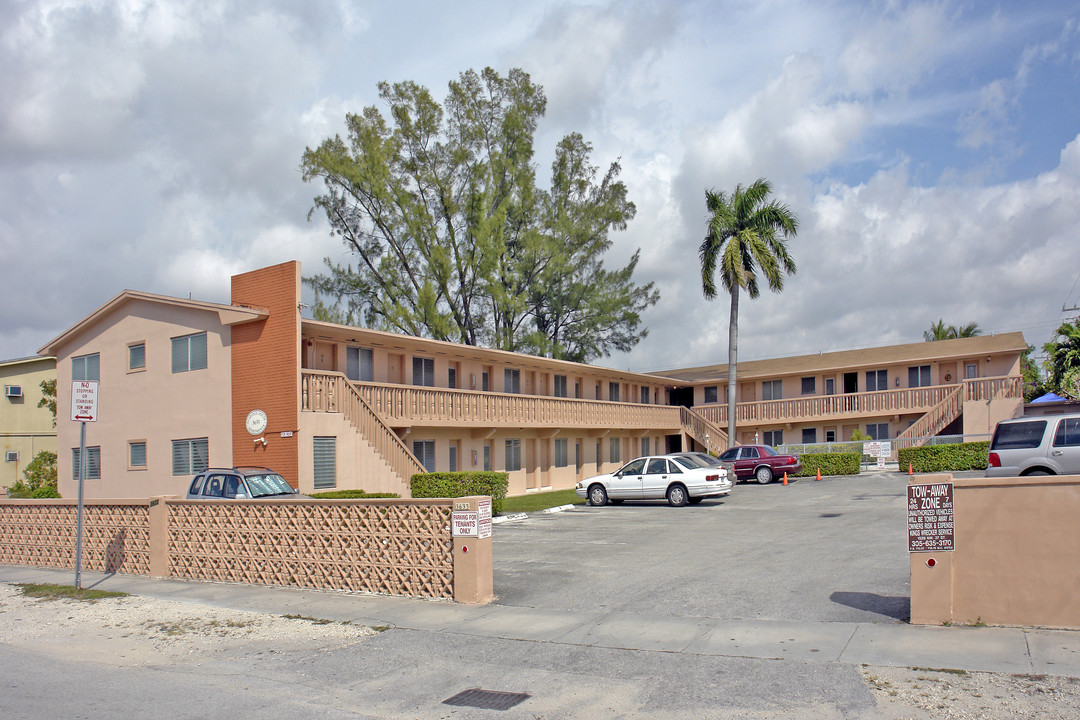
[244,473,296,498]
[670,457,699,471]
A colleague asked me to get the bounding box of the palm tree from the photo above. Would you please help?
[1044,319,1080,398]
[923,319,982,341]
[699,179,798,448]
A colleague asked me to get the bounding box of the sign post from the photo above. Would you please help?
[71,381,98,589]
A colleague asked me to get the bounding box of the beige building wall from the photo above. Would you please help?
[48,298,236,499]
[1,357,57,490]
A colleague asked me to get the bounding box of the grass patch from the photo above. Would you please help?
[911,666,968,676]
[16,583,128,602]
[500,488,585,515]
[371,625,391,633]
[283,614,335,625]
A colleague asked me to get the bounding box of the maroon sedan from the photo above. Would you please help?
[717,445,802,484]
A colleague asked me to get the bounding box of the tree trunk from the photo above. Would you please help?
[727,284,739,449]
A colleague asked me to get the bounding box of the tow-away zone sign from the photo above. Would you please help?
[908,482,954,552]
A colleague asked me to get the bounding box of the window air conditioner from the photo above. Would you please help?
[5,451,18,462]
[4,385,22,398]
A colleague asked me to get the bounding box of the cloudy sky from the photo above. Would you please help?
[3,0,1079,374]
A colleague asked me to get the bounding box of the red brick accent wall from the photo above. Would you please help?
[231,261,301,486]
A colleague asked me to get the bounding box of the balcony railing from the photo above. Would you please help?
[693,376,1022,427]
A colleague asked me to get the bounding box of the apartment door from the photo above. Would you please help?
[314,342,335,372]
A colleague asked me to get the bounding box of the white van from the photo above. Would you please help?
[986,413,1080,477]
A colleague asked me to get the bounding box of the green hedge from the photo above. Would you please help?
[410,471,509,515]
[310,489,400,499]
[793,452,861,476]
[898,442,990,472]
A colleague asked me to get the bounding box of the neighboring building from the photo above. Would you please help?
[657,333,1027,448]
[38,261,1026,500]
[1,356,58,491]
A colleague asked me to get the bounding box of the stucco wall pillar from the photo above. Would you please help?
[452,495,493,604]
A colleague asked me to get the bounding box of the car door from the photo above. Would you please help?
[640,457,671,498]
[607,458,646,499]
[737,447,759,479]
[1049,417,1080,474]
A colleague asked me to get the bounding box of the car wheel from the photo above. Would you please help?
[756,466,773,484]
[588,484,608,506]
[1025,470,1051,476]
[687,496,703,505]
[667,484,689,507]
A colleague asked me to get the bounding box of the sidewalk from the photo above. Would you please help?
[3,565,1078,677]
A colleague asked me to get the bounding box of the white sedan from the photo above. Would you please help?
[575,454,733,507]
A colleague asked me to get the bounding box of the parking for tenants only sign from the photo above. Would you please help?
[907,483,954,552]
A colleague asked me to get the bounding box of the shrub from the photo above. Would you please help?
[794,452,861,476]
[898,442,990,472]
[410,471,509,515]
[310,490,400,499]
[7,450,58,498]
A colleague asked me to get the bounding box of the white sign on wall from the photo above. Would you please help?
[70,381,98,422]
[452,510,478,537]
[477,497,492,539]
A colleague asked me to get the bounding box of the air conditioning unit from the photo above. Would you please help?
[5,450,18,462]
[4,385,22,398]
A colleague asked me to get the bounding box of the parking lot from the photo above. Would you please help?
[492,472,913,623]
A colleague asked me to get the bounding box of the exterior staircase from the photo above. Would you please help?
[679,406,729,454]
[894,385,964,453]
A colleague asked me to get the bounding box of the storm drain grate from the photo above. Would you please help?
[442,688,530,711]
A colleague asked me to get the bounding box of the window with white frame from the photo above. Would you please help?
[866,423,889,440]
[825,378,835,395]
[346,347,374,382]
[825,429,836,442]
[171,438,208,475]
[704,386,718,403]
[129,441,146,469]
[412,357,435,387]
[72,353,100,382]
[504,439,521,471]
[413,440,436,471]
[908,365,932,388]
[554,438,568,467]
[313,436,337,489]
[763,429,783,447]
[762,379,782,401]
[128,343,146,371]
[72,446,101,479]
[554,375,567,397]
[504,368,520,394]
[965,363,978,380]
[171,333,207,373]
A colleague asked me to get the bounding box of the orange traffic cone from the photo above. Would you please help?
[815,468,822,481]
[908,463,914,476]
[783,472,788,486]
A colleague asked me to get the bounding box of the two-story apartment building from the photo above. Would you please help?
[38,261,1026,500]
[1,356,58,490]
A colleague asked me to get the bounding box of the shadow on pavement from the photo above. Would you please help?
[830,591,910,621]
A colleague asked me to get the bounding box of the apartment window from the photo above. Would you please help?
[313,436,337,489]
[412,440,436,472]
[412,357,435,387]
[801,377,816,395]
[965,363,978,380]
[171,438,208,475]
[608,382,620,402]
[865,369,888,392]
[825,430,836,442]
[346,347,374,382]
[908,365,932,388]
[825,378,835,395]
[505,439,522,471]
[504,368,520,394]
[483,444,491,471]
[128,441,146,469]
[802,428,817,444]
[482,371,490,392]
[553,374,568,398]
[866,423,889,440]
[171,333,207,373]
[762,379,783,401]
[71,446,101,480]
[448,367,457,389]
[641,437,650,456]
[72,353,100,382]
[128,343,146,371]
[704,386,718,404]
[575,381,581,399]
[554,438,568,467]
[763,430,783,447]
[448,444,458,471]
[641,386,650,404]
[609,437,620,463]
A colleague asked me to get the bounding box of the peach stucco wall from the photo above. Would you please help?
[910,474,1080,629]
[55,300,233,498]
